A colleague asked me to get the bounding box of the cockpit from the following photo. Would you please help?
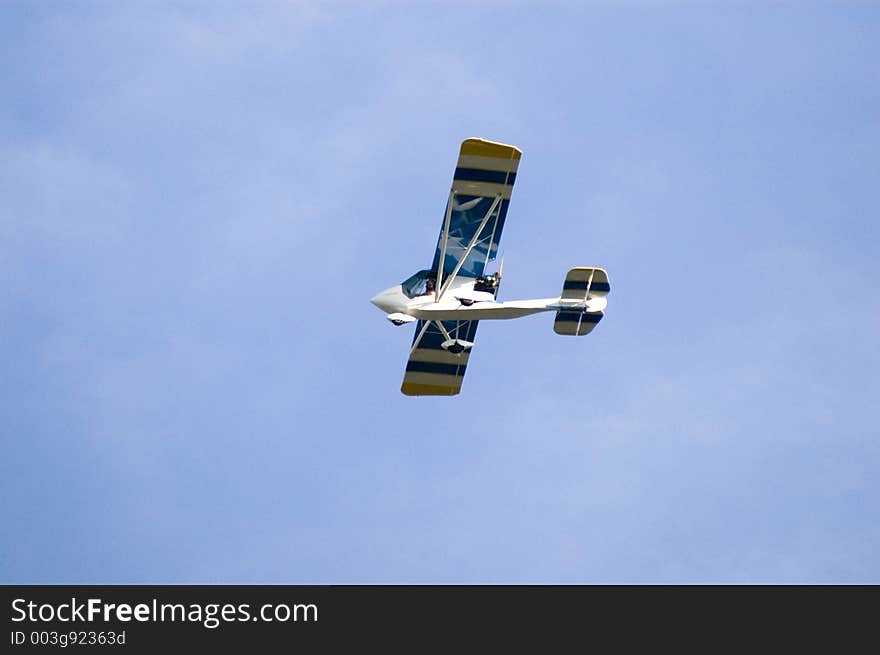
[401,269,437,298]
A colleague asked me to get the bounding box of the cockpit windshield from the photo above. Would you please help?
[401,269,435,298]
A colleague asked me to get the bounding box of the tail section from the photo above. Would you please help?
[560,267,610,300]
[553,267,610,336]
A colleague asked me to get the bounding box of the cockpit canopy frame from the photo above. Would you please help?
[401,269,436,299]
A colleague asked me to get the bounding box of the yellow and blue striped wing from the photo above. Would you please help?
[401,320,479,396]
[431,138,522,282]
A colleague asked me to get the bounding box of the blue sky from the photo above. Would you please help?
[2,1,878,583]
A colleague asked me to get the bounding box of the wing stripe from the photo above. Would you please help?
[459,138,522,160]
[402,371,463,389]
[555,312,602,324]
[453,167,517,186]
[563,280,611,292]
[401,382,458,396]
[408,349,472,365]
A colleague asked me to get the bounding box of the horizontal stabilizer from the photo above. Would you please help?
[554,267,609,336]
[554,311,603,336]
[561,267,610,301]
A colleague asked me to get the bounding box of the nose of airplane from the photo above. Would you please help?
[370,287,398,314]
[370,289,395,313]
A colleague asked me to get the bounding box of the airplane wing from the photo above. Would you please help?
[401,320,479,396]
[402,138,520,397]
[431,138,522,289]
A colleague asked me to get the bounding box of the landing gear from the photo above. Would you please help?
[441,339,474,354]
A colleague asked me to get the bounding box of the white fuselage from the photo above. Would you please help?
[370,277,607,322]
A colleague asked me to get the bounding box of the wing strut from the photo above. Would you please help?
[435,189,456,302]
[435,321,453,342]
[410,320,455,355]
[409,320,431,356]
[436,194,503,300]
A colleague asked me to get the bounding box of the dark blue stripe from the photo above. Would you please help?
[563,280,611,292]
[405,361,465,376]
[555,312,603,324]
[453,167,516,186]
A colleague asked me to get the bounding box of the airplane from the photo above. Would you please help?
[371,137,610,396]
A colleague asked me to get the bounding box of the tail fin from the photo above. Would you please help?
[553,267,610,336]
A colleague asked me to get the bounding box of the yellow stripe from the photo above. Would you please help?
[459,138,522,161]
[409,349,471,365]
[403,371,463,387]
[401,382,459,396]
